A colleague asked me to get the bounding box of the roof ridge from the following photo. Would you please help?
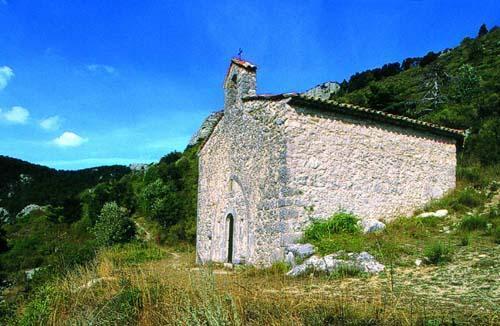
[297,94,465,138]
[243,92,464,139]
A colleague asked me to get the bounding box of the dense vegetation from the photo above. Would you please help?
[0,156,130,215]
[333,25,499,165]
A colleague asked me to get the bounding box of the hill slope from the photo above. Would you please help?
[332,26,499,164]
[0,156,130,216]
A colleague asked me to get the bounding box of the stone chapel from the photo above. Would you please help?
[195,58,464,266]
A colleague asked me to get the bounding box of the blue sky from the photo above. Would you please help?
[0,1,498,170]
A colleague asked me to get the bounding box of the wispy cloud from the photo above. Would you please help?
[1,106,30,124]
[40,115,61,131]
[53,131,88,147]
[0,66,14,90]
[86,64,116,74]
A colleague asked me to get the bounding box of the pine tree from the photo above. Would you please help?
[478,24,488,37]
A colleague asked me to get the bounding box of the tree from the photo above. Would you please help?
[451,64,481,104]
[140,179,181,227]
[92,202,135,247]
[420,51,440,67]
[478,24,488,38]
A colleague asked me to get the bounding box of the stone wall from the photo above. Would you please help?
[197,98,291,266]
[197,60,458,266]
[279,104,457,242]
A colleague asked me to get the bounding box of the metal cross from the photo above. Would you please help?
[238,48,243,60]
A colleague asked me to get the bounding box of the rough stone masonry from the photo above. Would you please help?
[196,58,464,266]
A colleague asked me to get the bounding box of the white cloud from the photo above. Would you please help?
[53,131,88,147]
[86,64,116,74]
[1,106,29,124]
[40,115,61,131]
[0,66,14,90]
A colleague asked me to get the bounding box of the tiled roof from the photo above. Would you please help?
[230,58,257,71]
[243,93,465,140]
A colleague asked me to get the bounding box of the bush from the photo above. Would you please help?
[493,226,500,244]
[460,214,488,231]
[424,241,452,265]
[92,202,136,247]
[303,212,360,242]
[426,187,486,213]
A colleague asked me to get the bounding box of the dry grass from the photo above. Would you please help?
[15,240,499,326]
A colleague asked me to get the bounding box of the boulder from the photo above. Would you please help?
[358,219,386,234]
[285,243,315,259]
[418,209,448,218]
[16,204,44,219]
[287,251,384,277]
[353,252,385,273]
[25,267,42,280]
[0,208,9,223]
[285,252,295,266]
[434,209,448,218]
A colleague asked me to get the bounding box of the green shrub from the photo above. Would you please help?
[459,214,488,231]
[424,187,486,213]
[314,233,365,255]
[106,242,166,266]
[328,264,363,279]
[493,226,500,244]
[455,188,485,209]
[92,202,136,247]
[424,241,452,265]
[303,212,360,242]
[459,233,471,246]
[18,284,57,325]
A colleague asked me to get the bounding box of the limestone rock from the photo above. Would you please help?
[418,209,448,218]
[434,209,448,218]
[285,243,315,259]
[25,267,42,280]
[303,81,340,100]
[189,111,224,146]
[0,208,9,223]
[358,219,386,234]
[353,252,385,273]
[285,252,295,266]
[128,163,150,172]
[287,251,384,277]
[16,204,44,219]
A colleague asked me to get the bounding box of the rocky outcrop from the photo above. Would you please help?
[0,207,9,223]
[285,243,315,259]
[303,81,340,101]
[287,251,384,277]
[129,163,151,172]
[189,111,224,146]
[16,204,45,219]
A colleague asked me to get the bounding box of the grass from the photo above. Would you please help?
[460,214,489,231]
[7,240,498,325]
[303,212,360,242]
[423,241,453,265]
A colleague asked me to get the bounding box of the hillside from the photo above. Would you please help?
[332,26,499,164]
[0,156,131,216]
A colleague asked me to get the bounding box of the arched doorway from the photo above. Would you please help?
[226,214,234,263]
